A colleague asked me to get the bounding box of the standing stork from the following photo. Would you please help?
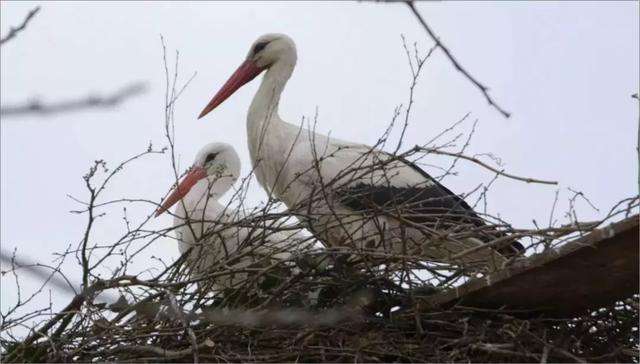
[198,34,522,272]
[155,142,313,289]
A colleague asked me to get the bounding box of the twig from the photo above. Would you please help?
[567,187,599,213]
[4,294,85,362]
[405,1,511,118]
[0,251,79,295]
[80,162,100,289]
[394,36,437,153]
[0,6,40,46]
[548,189,560,228]
[415,146,558,185]
[105,342,210,360]
[0,83,147,117]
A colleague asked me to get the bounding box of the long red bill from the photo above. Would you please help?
[154,167,208,217]
[198,60,265,119]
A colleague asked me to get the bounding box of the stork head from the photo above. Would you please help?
[246,33,297,69]
[198,33,297,119]
[155,142,241,217]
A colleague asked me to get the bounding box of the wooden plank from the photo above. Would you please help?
[422,215,639,317]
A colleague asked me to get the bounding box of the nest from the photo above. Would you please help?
[2,148,638,363]
[2,245,638,363]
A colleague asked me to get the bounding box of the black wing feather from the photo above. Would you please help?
[337,156,523,256]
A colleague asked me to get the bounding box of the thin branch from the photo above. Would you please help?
[0,6,41,46]
[0,83,147,117]
[105,342,210,360]
[394,36,437,153]
[4,294,85,362]
[405,1,511,118]
[415,146,558,185]
[0,251,79,295]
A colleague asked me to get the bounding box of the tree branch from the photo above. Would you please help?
[405,1,511,118]
[0,6,41,46]
[0,250,79,295]
[0,83,147,117]
[415,146,559,185]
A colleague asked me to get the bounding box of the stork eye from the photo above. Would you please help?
[204,153,218,164]
[253,41,269,54]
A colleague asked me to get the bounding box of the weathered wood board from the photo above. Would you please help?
[422,215,639,317]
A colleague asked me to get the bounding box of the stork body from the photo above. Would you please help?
[199,34,522,271]
[156,142,311,288]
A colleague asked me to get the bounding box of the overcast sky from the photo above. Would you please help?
[1,1,638,322]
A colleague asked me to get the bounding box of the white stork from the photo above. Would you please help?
[197,34,522,272]
[155,142,313,289]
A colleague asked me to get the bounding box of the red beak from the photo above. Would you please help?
[198,59,266,119]
[154,167,208,217]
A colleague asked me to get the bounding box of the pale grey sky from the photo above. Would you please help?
[1,1,638,322]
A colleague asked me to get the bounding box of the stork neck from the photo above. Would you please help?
[247,60,294,159]
[181,176,232,216]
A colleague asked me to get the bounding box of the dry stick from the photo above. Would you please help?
[524,331,587,363]
[416,146,558,185]
[166,291,199,363]
[0,6,40,46]
[4,294,85,362]
[1,83,147,117]
[449,221,602,262]
[104,342,210,360]
[5,155,163,359]
[438,118,479,182]
[0,251,79,296]
[159,36,203,247]
[394,36,437,154]
[80,182,97,289]
[405,1,511,118]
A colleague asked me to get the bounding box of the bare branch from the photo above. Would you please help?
[405,1,511,118]
[415,146,559,185]
[0,250,79,295]
[0,83,147,117]
[0,6,40,46]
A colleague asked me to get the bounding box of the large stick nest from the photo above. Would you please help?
[2,246,638,363]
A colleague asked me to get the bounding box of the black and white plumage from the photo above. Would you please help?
[197,34,522,271]
[337,157,522,255]
[155,142,313,288]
